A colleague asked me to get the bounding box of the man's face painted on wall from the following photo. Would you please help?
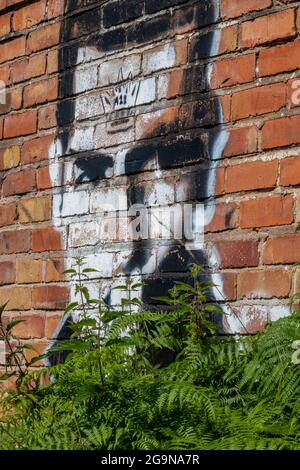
[49,0,229,324]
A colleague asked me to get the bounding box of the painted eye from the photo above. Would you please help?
[74,153,114,184]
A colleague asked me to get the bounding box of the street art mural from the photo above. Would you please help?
[48,0,231,347]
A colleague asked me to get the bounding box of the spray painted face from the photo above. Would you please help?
[49,0,229,327]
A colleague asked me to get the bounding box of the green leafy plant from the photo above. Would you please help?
[0,259,299,450]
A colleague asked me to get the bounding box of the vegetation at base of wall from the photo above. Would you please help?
[0,259,300,450]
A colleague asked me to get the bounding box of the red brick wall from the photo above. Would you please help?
[0,0,299,355]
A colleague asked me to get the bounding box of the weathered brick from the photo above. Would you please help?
[240,195,293,228]
[32,285,69,310]
[142,39,187,75]
[263,234,300,264]
[36,165,51,190]
[0,230,31,254]
[44,258,65,282]
[262,115,300,149]
[24,77,58,107]
[16,259,42,284]
[205,202,238,232]
[0,13,11,37]
[2,169,36,197]
[0,261,15,285]
[47,0,64,19]
[221,0,272,19]
[224,126,258,157]
[11,54,46,84]
[32,227,62,253]
[38,104,57,129]
[27,23,60,53]
[0,203,16,227]
[231,83,286,120]
[259,40,300,77]
[237,269,291,299]
[17,196,51,223]
[1,145,20,169]
[13,1,46,31]
[103,0,143,27]
[0,37,25,64]
[210,54,256,89]
[216,239,259,268]
[10,314,44,339]
[45,313,63,339]
[4,110,37,139]
[22,134,54,164]
[226,160,278,193]
[280,156,300,186]
[0,286,31,310]
[240,9,295,48]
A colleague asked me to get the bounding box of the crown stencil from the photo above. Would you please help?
[101,68,141,116]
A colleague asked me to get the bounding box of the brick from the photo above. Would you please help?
[10,314,44,339]
[0,13,11,38]
[281,156,300,186]
[0,65,9,84]
[47,49,58,74]
[142,39,187,75]
[0,287,31,310]
[32,227,62,253]
[22,134,54,164]
[44,258,65,282]
[38,104,56,129]
[0,37,26,64]
[0,203,16,227]
[226,160,278,193]
[287,78,300,109]
[2,169,36,197]
[0,229,31,254]
[9,87,22,110]
[145,0,190,14]
[103,0,143,27]
[190,25,238,61]
[27,23,60,53]
[24,77,58,107]
[220,272,237,301]
[0,261,15,285]
[16,259,42,284]
[237,269,291,299]
[240,9,295,48]
[205,202,238,232]
[231,83,286,121]
[224,126,258,157]
[210,54,256,89]
[36,166,51,190]
[240,195,293,228]
[17,196,51,223]
[47,0,64,19]
[127,13,171,47]
[296,194,300,223]
[45,313,63,339]
[4,110,37,139]
[136,107,178,140]
[262,115,300,150]
[216,239,259,268]
[32,285,69,310]
[221,0,272,19]
[23,340,47,365]
[13,1,46,31]
[157,68,184,100]
[2,145,20,169]
[263,234,300,264]
[11,54,46,84]
[259,41,300,77]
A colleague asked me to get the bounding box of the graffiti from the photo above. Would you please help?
[48,0,229,352]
